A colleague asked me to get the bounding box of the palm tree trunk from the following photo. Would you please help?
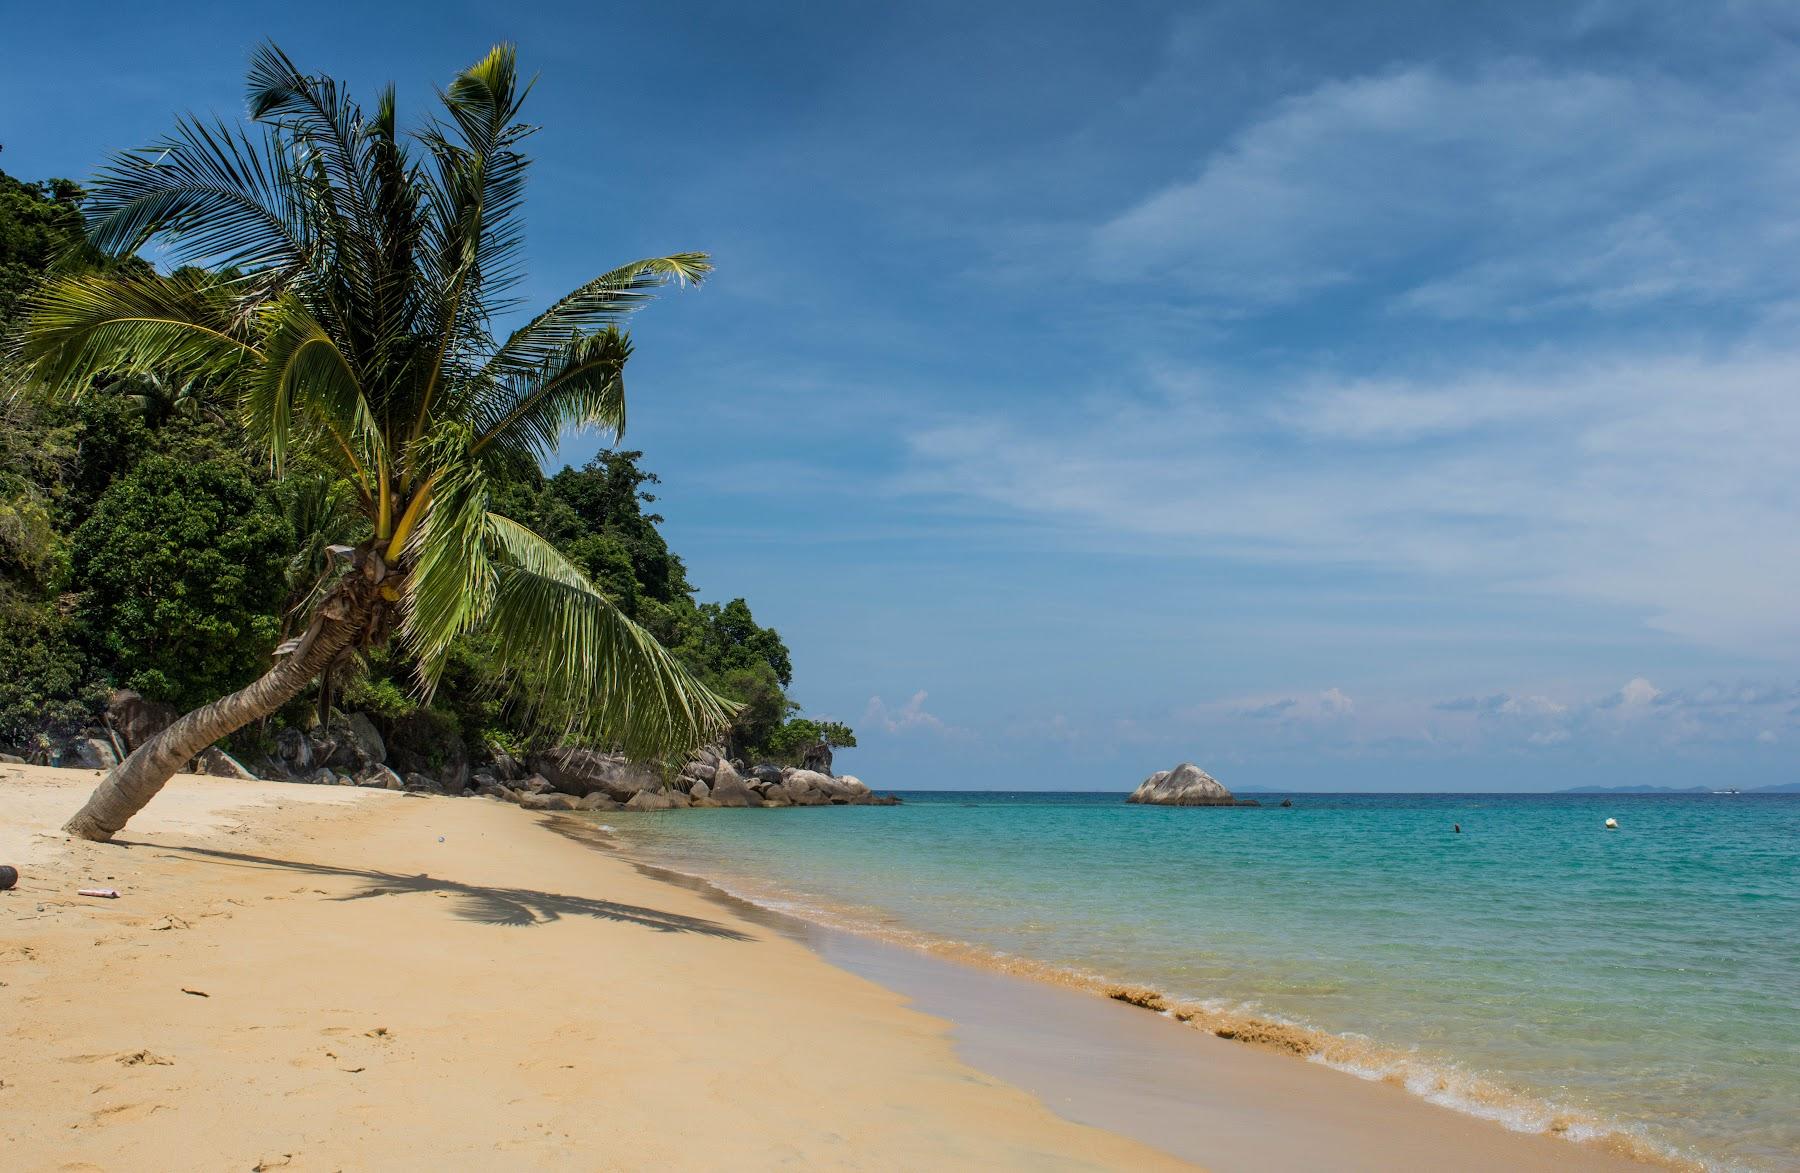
[63,578,382,842]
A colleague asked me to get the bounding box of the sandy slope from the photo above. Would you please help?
[1,765,1187,1171]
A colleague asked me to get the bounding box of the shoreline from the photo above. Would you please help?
[1,765,1184,1170]
[3,765,1661,1170]
[588,813,1693,1172]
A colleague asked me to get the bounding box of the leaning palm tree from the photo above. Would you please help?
[17,43,733,841]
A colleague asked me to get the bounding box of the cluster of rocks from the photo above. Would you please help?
[1126,762,1260,807]
[1,691,236,775]
[6,689,900,813]
[476,746,899,812]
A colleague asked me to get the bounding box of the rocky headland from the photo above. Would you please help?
[3,689,900,812]
[1126,762,1260,807]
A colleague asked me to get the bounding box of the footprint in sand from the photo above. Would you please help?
[88,1101,169,1124]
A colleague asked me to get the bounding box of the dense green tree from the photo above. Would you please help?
[717,662,792,760]
[0,603,92,751]
[0,167,93,746]
[0,398,68,586]
[760,716,858,765]
[680,598,794,688]
[68,452,293,709]
[20,43,731,839]
[0,389,91,750]
[538,453,689,608]
[0,168,84,328]
[1,166,85,595]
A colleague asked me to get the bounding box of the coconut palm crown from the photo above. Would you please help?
[18,43,734,839]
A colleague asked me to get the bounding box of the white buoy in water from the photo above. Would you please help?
[1604,817,1619,829]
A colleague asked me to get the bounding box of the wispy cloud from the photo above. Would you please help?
[862,690,952,736]
[897,340,1800,654]
[1124,675,1800,763]
[1090,61,1800,320]
[1416,675,1800,754]
[1189,688,1358,725]
[1435,694,1567,717]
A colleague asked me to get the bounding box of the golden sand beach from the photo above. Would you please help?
[1,765,1656,1171]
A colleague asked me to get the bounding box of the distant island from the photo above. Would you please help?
[1210,783,1800,795]
[1557,783,1800,795]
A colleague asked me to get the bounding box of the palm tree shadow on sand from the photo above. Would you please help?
[128,843,751,938]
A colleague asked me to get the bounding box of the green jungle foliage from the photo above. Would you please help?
[68,450,293,709]
[0,163,850,766]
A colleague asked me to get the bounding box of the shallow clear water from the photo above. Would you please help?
[613,791,1800,1170]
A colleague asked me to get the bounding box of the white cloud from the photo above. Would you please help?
[1502,695,1567,717]
[862,691,948,735]
[1424,675,1800,754]
[1091,61,1800,319]
[899,340,1800,654]
[1154,675,1800,759]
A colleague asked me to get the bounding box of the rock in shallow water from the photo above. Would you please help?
[1126,762,1255,807]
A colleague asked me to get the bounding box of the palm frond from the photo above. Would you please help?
[250,42,429,393]
[482,513,735,759]
[440,43,534,155]
[249,294,380,477]
[279,471,369,637]
[362,84,428,370]
[82,117,312,275]
[408,45,537,448]
[17,270,256,396]
[246,39,379,242]
[482,255,710,382]
[468,327,630,473]
[394,424,493,693]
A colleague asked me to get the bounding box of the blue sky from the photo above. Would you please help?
[6,1,1800,790]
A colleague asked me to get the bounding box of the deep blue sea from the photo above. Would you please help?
[608,791,1800,1170]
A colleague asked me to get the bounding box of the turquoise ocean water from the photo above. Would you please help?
[610,792,1799,1170]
